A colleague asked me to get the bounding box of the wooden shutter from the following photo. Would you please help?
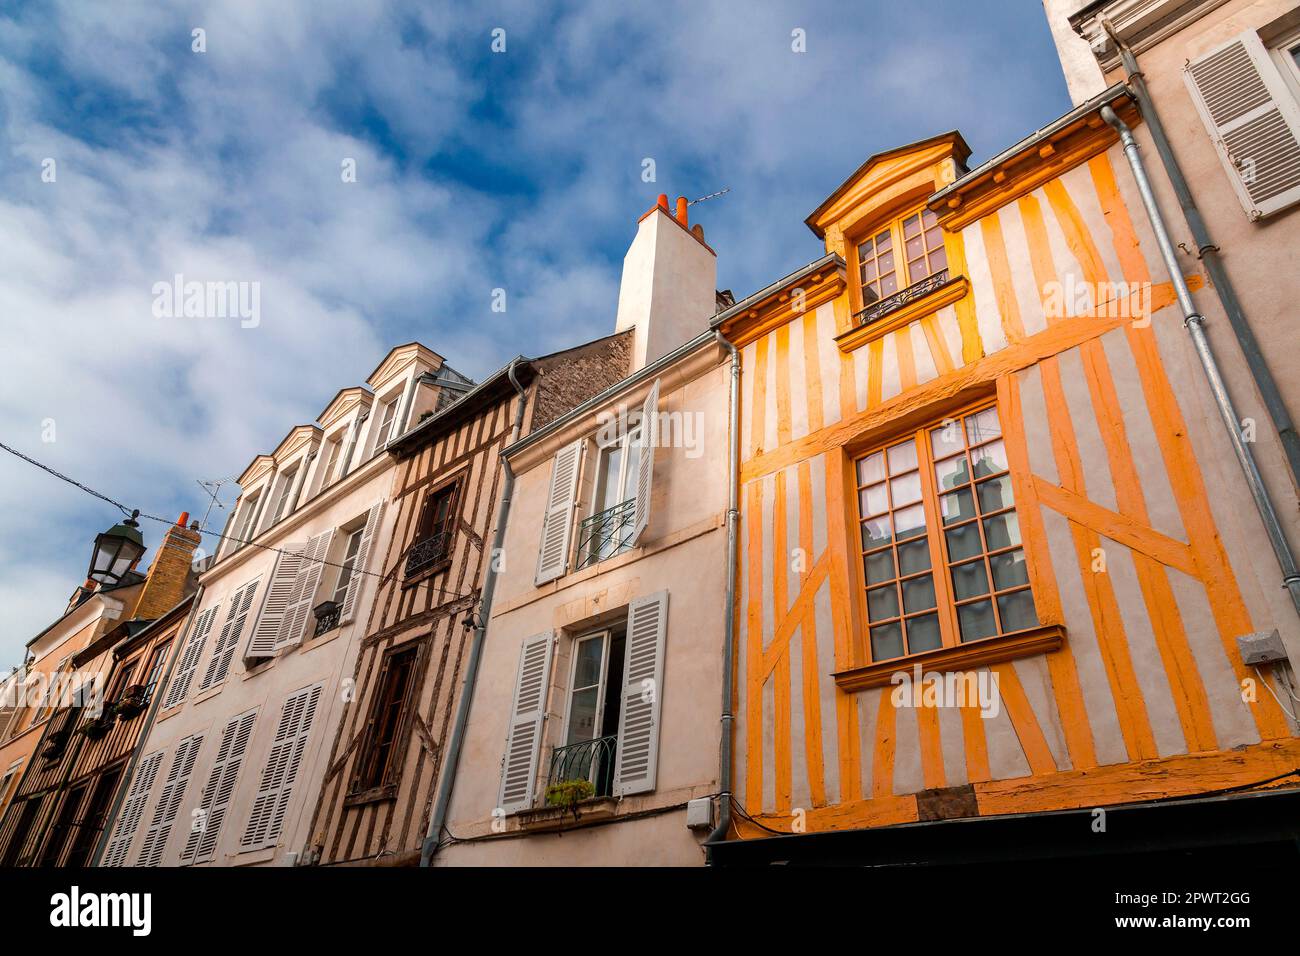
[161,604,219,710]
[277,530,334,649]
[241,684,322,850]
[497,631,554,813]
[613,591,669,796]
[199,579,260,691]
[136,734,203,866]
[181,708,256,864]
[246,546,305,659]
[340,502,385,624]
[534,440,583,585]
[631,378,660,546]
[100,750,164,867]
[1185,31,1300,219]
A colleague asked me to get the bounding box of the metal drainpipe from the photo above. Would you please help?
[1101,21,1300,490]
[89,586,205,866]
[1102,106,1300,616]
[705,331,740,863]
[420,360,528,867]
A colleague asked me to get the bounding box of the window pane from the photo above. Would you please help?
[858,238,874,258]
[951,559,990,600]
[875,230,892,250]
[905,235,924,261]
[958,600,997,642]
[889,472,922,507]
[867,585,899,622]
[573,638,605,689]
[623,439,641,503]
[864,549,895,585]
[976,475,1014,514]
[965,407,1002,444]
[930,422,964,459]
[928,246,948,274]
[970,439,1008,478]
[870,622,904,661]
[906,613,942,653]
[566,687,601,744]
[894,503,926,541]
[945,522,983,562]
[982,512,1022,551]
[902,214,920,238]
[990,548,1031,590]
[997,590,1038,632]
[940,488,976,526]
[859,483,888,516]
[879,271,898,296]
[901,574,936,613]
[934,454,970,492]
[921,208,939,229]
[857,452,885,486]
[887,440,918,474]
[861,515,892,550]
[896,538,931,576]
[862,259,877,281]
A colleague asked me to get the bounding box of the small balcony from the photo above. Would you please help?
[576,498,636,570]
[546,734,617,800]
[405,529,452,578]
[855,268,952,327]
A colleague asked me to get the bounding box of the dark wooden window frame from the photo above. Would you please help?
[345,638,428,806]
[401,472,464,588]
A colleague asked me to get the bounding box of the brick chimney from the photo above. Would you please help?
[131,513,202,620]
[614,194,718,372]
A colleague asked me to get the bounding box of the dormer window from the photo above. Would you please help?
[320,435,343,490]
[374,396,399,450]
[856,206,947,311]
[231,490,261,550]
[269,463,299,526]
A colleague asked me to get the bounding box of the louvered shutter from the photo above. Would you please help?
[246,546,305,659]
[631,378,660,546]
[199,579,260,691]
[100,750,164,867]
[613,591,669,796]
[534,441,583,585]
[1185,32,1300,219]
[161,605,219,710]
[241,684,322,850]
[136,734,203,866]
[277,531,334,649]
[340,502,385,624]
[182,709,256,864]
[497,631,554,813]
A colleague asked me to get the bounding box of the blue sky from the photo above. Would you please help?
[0,0,1070,666]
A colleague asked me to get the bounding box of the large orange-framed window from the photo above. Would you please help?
[854,402,1038,662]
[854,206,947,308]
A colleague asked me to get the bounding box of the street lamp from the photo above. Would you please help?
[87,510,146,586]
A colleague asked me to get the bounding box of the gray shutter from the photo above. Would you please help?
[101,750,164,867]
[497,631,554,813]
[246,546,305,659]
[137,734,203,866]
[340,502,385,624]
[613,591,669,796]
[199,579,260,691]
[1185,31,1300,219]
[534,440,583,585]
[182,709,256,864]
[241,684,322,850]
[277,530,334,649]
[162,605,219,709]
[631,378,660,546]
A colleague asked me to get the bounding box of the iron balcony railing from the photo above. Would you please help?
[547,735,617,799]
[576,498,636,570]
[855,268,952,327]
[405,529,452,577]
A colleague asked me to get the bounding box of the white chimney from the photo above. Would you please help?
[614,194,718,371]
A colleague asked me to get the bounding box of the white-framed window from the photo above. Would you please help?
[580,423,642,568]
[373,395,400,452]
[332,527,365,606]
[268,463,300,526]
[319,435,343,490]
[1272,27,1300,95]
[555,627,626,798]
[0,759,23,811]
[231,490,262,551]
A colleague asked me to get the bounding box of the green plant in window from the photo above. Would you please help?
[545,778,595,818]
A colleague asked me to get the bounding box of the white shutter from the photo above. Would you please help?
[340,502,385,624]
[198,579,260,691]
[631,378,660,546]
[613,591,669,796]
[100,750,164,867]
[534,440,584,585]
[241,684,322,850]
[246,546,305,659]
[277,530,334,649]
[1185,32,1300,219]
[161,605,219,710]
[497,631,554,813]
[136,734,203,866]
[182,708,256,864]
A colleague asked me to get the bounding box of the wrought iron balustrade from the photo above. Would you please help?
[313,602,341,637]
[855,268,952,327]
[405,529,452,577]
[547,735,617,799]
[576,498,636,570]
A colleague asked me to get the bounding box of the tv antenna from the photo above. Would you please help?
[687,187,731,206]
[195,476,237,532]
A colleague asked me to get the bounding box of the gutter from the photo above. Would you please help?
[709,253,843,330]
[420,359,529,866]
